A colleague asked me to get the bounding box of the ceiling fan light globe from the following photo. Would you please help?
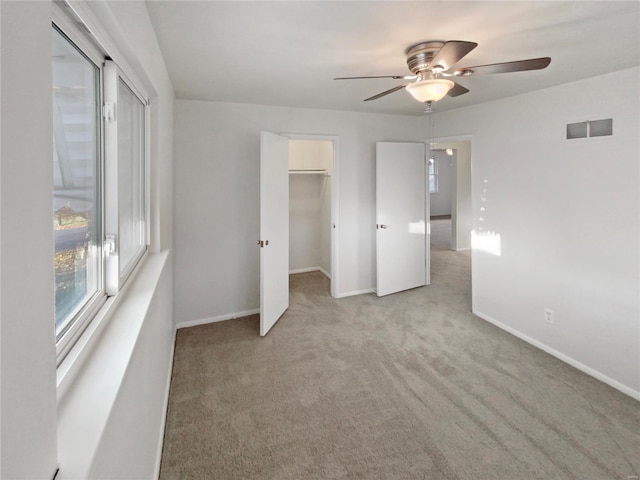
[405,78,455,102]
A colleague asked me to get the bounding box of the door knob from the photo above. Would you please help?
[377,224,388,229]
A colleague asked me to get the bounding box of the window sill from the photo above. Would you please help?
[56,250,170,479]
[56,250,149,400]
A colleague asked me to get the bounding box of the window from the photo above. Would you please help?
[53,19,148,360]
[104,61,148,290]
[53,26,103,342]
[117,80,146,277]
[428,157,438,193]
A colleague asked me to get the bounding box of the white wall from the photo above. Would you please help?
[431,67,640,397]
[1,1,175,478]
[319,175,332,276]
[174,100,423,324]
[290,175,322,271]
[429,150,453,216]
[290,175,332,274]
[1,2,59,478]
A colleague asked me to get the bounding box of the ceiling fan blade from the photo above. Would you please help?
[447,82,469,97]
[334,75,417,80]
[363,83,408,102]
[430,41,478,71]
[450,57,551,76]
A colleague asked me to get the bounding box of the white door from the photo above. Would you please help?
[376,142,429,296]
[260,132,289,336]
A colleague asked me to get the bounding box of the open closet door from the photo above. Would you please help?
[259,132,289,336]
[376,142,429,296]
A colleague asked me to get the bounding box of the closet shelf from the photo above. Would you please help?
[289,169,330,176]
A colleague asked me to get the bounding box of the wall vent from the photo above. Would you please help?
[589,118,613,137]
[566,118,613,139]
[566,121,588,139]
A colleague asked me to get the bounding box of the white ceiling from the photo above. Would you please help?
[145,1,640,116]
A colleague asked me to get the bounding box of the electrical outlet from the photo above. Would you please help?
[544,308,554,324]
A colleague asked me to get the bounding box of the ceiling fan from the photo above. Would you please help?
[334,40,551,104]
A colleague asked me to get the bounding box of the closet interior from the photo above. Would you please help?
[288,139,333,290]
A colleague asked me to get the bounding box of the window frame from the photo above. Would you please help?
[103,61,150,294]
[53,4,150,365]
[52,14,108,362]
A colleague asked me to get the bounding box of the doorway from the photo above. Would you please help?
[259,132,339,336]
[285,135,338,298]
[429,148,454,250]
[428,138,473,307]
[431,141,472,252]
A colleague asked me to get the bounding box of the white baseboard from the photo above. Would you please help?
[290,266,332,279]
[154,328,176,480]
[335,288,375,299]
[290,266,319,274]
[474,310,640,401]
[176,309,260,330]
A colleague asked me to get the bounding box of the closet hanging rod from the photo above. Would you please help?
[288,169,330,176]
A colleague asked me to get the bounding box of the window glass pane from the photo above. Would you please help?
[52,28,101,338]
[428,158,437,193]
[118,80,145,275]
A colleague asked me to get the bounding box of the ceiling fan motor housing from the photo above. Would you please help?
[406,41,445,75]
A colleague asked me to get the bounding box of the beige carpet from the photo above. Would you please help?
[160,220,639,479]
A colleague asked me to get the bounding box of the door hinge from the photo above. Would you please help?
[258,240,269,247]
